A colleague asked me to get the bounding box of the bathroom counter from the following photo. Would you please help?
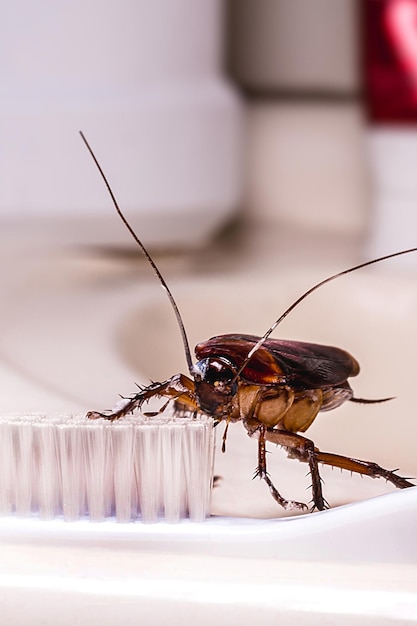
[1,219,417,624]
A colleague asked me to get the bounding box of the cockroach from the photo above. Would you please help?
[80,131,416,512]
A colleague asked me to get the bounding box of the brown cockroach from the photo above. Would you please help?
[80,131,416,512]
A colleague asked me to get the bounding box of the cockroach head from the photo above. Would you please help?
[192,357,238,417]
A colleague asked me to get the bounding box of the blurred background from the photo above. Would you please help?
[3,0,417,256]
[1,0,417,515]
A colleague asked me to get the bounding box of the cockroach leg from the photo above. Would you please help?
[264,428,328,510]
[313,451,414,490]
[305,447,329,511]
[143,398,172,417]
[266,428,413,508]
[221,419,231,453]
[87,374,197,421]
[255,425,308,512]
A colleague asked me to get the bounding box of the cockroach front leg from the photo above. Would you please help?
[87,373,197,420]
[254,425,308,512]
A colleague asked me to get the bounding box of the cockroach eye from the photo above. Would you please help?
[195,357,236,385]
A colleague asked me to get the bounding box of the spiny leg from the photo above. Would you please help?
[314,451,414,490]
[87,373,197,420]
[265,428,327,510]
[255,425,308,512]
[265,428,414,509]
[305,446,329,511]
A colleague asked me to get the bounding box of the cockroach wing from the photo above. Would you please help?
[195,334,360,389]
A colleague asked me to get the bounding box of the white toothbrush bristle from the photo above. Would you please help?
[0,413,214,523]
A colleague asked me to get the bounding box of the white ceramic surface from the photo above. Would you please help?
[1,491,417,625]
[1,245,417,623]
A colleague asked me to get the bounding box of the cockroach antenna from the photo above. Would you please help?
[234,245,417,382]
[80,130,417,387]
[79,131,194,376]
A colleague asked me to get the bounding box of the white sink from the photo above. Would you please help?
[1,247,417,624]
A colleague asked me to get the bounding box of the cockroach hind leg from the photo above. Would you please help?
[306,447,329,511]
[308,492,330,512]
[309,500,330,513]
[305,472,330,512]
[315,452,415,490]
[265,428,329,511]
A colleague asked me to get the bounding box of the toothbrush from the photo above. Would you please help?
[0,413,214,523]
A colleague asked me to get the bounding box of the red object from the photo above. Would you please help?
[362,0,417,121]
